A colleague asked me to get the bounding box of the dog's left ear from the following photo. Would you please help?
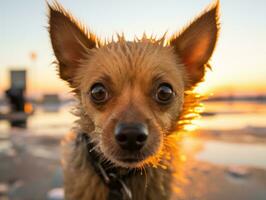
[48,3,98,84]
[170,2,219,88]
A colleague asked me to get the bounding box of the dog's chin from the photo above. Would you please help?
[112,157,147,168]
[100,142,163,168]
[100,149,151,168]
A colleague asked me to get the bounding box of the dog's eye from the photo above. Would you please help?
[90,83,109,104]
[155,83,174,104]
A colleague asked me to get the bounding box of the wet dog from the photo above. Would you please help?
[48,1,219,199]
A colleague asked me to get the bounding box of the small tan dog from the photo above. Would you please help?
[48,1,219,199]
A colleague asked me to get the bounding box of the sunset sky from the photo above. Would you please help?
[1,0,266,98]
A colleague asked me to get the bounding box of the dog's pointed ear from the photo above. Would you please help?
[48,3,98,84]
[170,2,219,88]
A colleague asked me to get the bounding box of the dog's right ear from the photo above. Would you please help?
[48,3,97,84]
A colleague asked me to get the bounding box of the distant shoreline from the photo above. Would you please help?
[204,95,266,103]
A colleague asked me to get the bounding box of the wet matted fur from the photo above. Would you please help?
[48,1,220,199]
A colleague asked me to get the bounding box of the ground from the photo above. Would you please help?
[0,128,266,200]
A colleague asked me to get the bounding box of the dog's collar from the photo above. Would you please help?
[76,132,133,200]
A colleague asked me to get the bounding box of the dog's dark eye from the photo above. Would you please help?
[90,83,109,104]
[155,83,174,104]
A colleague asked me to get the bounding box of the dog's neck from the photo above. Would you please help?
[71,131,173,200]
[76,132,135,199]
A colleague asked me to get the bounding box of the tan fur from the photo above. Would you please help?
[48,1,220,199]
[62,132,173,200]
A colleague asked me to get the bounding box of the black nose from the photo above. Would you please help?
[115,123,148,151]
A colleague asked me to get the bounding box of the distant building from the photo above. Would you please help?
[10,70,27,90]
[5,69,27,127]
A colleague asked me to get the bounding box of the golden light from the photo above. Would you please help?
[180,154,187,162]
[175,90,206,133]
[24,103,33,114]
[193,82,210,95]
[183,124,197,132]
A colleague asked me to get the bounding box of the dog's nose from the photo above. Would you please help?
[115,123,148,151]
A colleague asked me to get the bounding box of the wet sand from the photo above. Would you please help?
[0,132,62,200]
[177,160,266,200]
[0,129,266,200]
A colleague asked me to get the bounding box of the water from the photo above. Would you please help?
[27,105,76,136]
[0,104,76,135]
[194,101,266,168]
[196,140,266,169]
[198,101,266,130]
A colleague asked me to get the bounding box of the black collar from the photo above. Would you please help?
[76,133,133,200]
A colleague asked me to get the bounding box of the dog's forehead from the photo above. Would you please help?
[77,40,185,92]
[85,41,182,77]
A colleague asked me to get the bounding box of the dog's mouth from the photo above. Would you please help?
[102,147,161,168]
[112,156,148,168]
[118,157,144,163]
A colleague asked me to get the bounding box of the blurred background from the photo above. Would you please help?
[0,0,266,200]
